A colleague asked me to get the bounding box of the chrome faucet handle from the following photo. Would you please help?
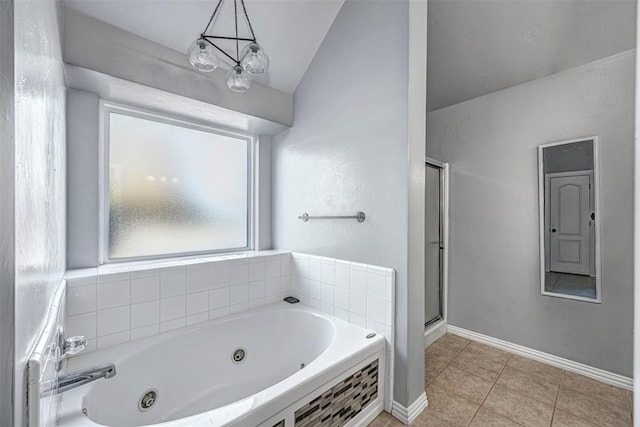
[64,336,87,355]
[53,326,88,371]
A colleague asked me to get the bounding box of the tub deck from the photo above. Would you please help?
[57,302,385,427]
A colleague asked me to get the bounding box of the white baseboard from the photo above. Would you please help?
[391,392,428,425]
[448,325,633,391]
[349,401,383,427]
[424,320,447,349]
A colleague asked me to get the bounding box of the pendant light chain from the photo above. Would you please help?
[234,0,239,64]
[203,36,241,65]
[203,0,224,36]
[240,0,257,42]
[187,0,270,92]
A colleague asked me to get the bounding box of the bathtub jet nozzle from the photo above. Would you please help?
[139,389,159,412]
[232,348,247,363]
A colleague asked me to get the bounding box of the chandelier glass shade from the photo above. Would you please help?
[187,38,220,72]
[240,42,269,74]
[187,0,269,92]
[226,65,252,92]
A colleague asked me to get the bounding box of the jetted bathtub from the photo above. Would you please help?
[57,302,385,426]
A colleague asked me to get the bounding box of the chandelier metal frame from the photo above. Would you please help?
[198,0,258,67]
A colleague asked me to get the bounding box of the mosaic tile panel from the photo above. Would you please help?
[294,359,378,427]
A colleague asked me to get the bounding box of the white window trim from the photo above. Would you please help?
[99,101,256,264]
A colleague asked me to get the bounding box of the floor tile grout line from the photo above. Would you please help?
[475,339,625,411]
[419,337,473,425]
[628,390,634,425]
[453,338,630,414]
[553,370,564,406]
[455,334,564,385]
[452,334,628,399]
[421,379,485,426]
[549,370,564,427]
[425,337,522,425]
[465,353,513,427]
[483,348,610,420]
[504,362,563,385]
[436,340,496,383]
[425,361,494,409]
[476,407,528,427]
[422,334,632,427]
[424,337,488,426]
[558,381,632,412]
[433,353,502,387]
[467,351,558,426]
[430,380,488,409]
[488,382,558,409]
[554,370,630,427]
[552,408,607,427]
[425,339,471,387]
[553,396,628,427]
[516,365,631,417]
[492,369,564,409]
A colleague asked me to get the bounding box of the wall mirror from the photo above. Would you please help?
[538,137,601,303]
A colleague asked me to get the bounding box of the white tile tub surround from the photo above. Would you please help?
[64,250,395,411]
[64,251,293,353]
[290,252,396,413]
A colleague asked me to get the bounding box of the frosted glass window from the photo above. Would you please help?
[108,112,249,259]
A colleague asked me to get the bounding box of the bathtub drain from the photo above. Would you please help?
[138,389,158,412]
[232,348,246,363]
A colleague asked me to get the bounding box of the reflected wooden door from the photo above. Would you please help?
[548,172,591,275]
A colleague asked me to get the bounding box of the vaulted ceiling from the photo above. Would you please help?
[427,0,636,111]
[64,0,636,109]
[63,0,345,94]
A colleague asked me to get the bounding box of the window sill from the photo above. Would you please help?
[64,249,291,280]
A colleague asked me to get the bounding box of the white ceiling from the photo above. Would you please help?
[63,0,345,94]
[427,0,636,112]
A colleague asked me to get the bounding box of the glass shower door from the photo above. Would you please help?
[425,162,443,327]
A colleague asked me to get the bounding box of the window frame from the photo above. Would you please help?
[99,101,255,264]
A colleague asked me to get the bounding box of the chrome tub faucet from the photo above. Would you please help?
[40,326,117,397]
[40,364,116,397]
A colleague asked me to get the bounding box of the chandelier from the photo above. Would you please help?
[187,0,269,93]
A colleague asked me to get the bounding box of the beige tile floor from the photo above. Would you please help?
[369,334,633,427]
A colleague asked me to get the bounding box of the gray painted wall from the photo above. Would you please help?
[406,0,428,409]
[257,135,273,250]
[634,4,640,415]
[427,51,635,376]
[14,0,67,423]
[67,89,100,268]
[272,0,425,406]
[0,1,15,424]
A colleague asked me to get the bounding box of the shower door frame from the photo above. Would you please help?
[424,157,449,345]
